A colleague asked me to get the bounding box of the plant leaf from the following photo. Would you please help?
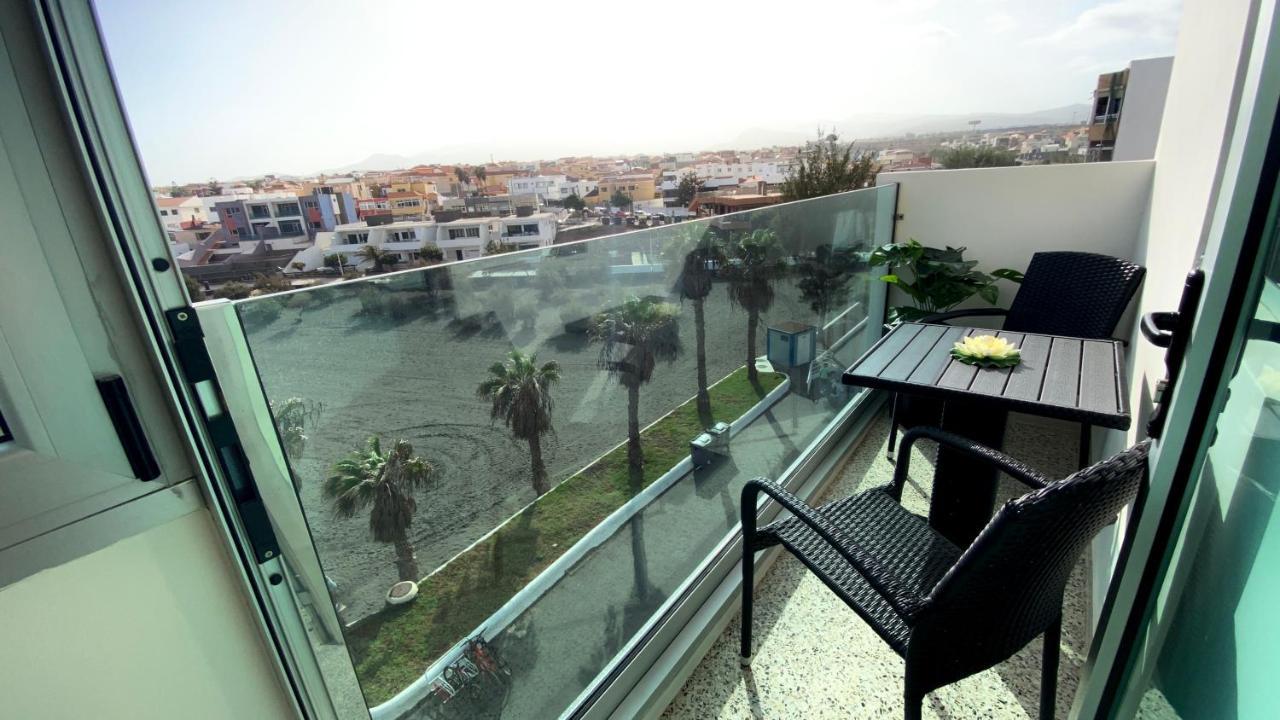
[992,268,1025,284]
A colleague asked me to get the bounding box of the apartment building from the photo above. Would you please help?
[388,180,438,197]
[299,176,369,199]
[300,188,359,233]
[593,172,657,204]
[386,191,431,221]
[438,193,538,217]
[215,196,304,240]
[507,174,598,204]
[690,159,793,184]
[478,166,519,195]
[155,196,204,235]
[1088,56,1175,162]
[300,212,558,269]
[214,188,356,242]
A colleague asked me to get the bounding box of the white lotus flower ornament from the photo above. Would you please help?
[950,335,1021,368]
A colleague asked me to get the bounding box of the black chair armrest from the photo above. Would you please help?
[921,307,1009,325]
[891,427,1050,500]
[742,478,924,618]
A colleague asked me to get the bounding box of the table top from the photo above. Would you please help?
[842,322,1131,430]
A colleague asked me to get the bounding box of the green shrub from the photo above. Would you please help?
[183,274,205,301]
[215,281,252,300]
[252,273,291,294]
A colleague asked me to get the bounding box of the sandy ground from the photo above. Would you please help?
[243,261,866,621]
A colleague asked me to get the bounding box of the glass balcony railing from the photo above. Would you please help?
[231,185,896,718]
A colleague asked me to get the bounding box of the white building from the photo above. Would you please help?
[154,196,205,234]
[506,175,598,204]
[289,213,558,270]
[197,191,294,224]
[1112,56,1176,161]
[690,160,793,184]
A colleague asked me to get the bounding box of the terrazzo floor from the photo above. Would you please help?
[662,411,1094,720]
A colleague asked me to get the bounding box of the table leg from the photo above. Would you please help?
[930,399,1008,547]
[892,394,944,458]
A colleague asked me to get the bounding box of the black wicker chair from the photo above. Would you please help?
[740,427,1150,720]
[888,251,1146,461]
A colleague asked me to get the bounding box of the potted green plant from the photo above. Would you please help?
[868,239,1023,325]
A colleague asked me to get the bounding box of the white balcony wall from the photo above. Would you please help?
[877,161,1156,328]
[1092,0,1261,647]
[1119,0,1261,453]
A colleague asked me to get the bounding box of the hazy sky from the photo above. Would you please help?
[96,0,1182,184]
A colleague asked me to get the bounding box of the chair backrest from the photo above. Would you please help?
[1004,252,1145,338]
[907,440,1151,691]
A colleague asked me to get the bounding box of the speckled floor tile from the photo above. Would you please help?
[661,411,1094,719]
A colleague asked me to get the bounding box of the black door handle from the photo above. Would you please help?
[96,375,161,480]
[1140,311,1178,348]
[1144,270,1205,438]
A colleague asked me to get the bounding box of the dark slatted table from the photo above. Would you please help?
[843,322,1130,544]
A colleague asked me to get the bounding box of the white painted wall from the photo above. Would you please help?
[1114,56,1176,162]
[877,161,1156,322]
[1114,0,1257,454]
[0,510,295,720]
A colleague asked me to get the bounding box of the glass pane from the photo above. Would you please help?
[1122,229,1280,718]
[233,186,895,717]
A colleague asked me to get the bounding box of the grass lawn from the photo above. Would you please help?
[347,366,785,704]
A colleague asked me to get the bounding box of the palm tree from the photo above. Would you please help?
[664,224,722,420]
[724,229,785,383]
[593,297,682,469]
[797,243,855,345]
[474,166,488,193]
[325,437,434,581]
[357,244,397,274]
[477,350,562,496]
[454,166,470,194]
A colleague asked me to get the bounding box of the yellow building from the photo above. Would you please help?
[592,173,657,205]
[299,178,369,198]
[389,180,438,196]
[386,192,430,220]
[477,167,518,195]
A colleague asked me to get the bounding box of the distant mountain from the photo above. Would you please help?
[328,104,1092,174]
[330,142,517,173]
[334,153,417,172]
[733,104,1091,147]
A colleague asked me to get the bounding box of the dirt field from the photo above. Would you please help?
[243,261,866,620]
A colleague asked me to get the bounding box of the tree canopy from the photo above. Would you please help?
[781,132,879,201]
[933,146,1019,169]
[610,189,633,208]
[675,172,701,206]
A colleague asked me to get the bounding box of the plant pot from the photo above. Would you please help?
[387,580,418,606]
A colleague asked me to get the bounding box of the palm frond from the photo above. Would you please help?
[476,350,560,440]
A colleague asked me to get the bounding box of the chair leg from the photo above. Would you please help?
[903,668,924,720]
[888,394,900,461]
[1077,422,1092,470]
[1040,616,1062,720]
[740,544,754,667]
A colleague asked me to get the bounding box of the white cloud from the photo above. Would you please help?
[918,22,959,43]
[1031,0,1181,48]
[986,12,1017,34]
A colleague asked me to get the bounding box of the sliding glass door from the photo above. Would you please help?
[1118,226,1280,718]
